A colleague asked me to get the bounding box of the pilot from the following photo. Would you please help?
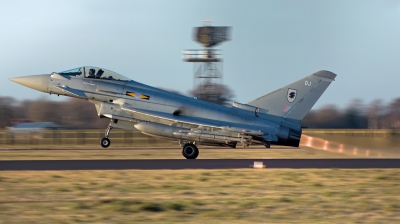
[88,69,96,78]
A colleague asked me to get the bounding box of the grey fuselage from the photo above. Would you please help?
[12,64,332,149]
[48,72,301,147]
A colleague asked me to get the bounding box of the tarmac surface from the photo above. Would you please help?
[1,159,400,170]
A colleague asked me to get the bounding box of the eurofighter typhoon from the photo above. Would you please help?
[10,67,336,159]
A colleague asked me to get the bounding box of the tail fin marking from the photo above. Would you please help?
[284,79,321,119]
[247,70,336,121]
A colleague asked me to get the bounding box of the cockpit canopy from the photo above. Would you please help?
[58,66,131,81]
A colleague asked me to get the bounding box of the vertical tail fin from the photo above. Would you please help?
[248,70,337,121]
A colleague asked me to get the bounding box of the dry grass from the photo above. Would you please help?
[0,146,359,160]
[0,169,399,223]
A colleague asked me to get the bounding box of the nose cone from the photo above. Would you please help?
[9,74,51,93]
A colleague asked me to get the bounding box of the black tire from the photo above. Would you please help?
[182,143,199,159]
[101,137,111,148]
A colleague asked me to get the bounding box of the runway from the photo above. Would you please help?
[1,159,400,170]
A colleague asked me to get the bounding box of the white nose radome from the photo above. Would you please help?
[9,74,51,93]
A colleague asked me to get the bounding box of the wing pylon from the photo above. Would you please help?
[121,107,264,136]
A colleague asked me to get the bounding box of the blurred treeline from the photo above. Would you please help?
[1,96,400,129]
[0,96,109,129]
[303,98,400,129]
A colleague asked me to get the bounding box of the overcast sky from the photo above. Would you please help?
[1,0,400,109]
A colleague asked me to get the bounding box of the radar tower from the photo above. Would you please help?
[182,20,231,104]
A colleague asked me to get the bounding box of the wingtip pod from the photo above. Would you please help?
[312,70,337,81]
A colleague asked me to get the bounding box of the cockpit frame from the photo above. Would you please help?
[58,66,131,82]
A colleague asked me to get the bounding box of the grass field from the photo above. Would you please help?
[0,169,399,223]
[0,146,361,160]
[1,132,399,223]
[2,129,399,159]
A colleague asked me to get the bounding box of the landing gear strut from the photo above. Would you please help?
[100,126,113,148]
[182,143,199,159]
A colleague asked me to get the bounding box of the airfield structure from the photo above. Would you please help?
[182,21,231,104]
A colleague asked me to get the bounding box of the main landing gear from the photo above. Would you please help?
[182,143,199,159]
[100,126,113,148]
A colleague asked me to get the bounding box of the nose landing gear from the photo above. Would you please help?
[100,126,113,148]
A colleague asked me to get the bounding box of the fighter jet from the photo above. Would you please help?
[9,66,336,159]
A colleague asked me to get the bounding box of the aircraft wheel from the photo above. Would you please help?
[182,143,199,159]
[264,142,271,148]
[101,137,111,148]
